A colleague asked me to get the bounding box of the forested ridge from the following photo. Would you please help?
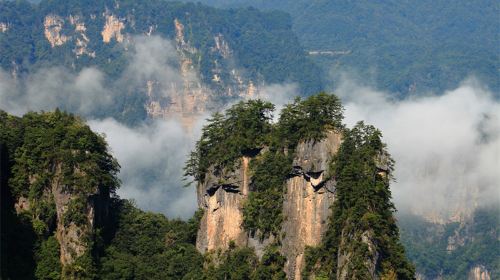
[183,0,500,95]
[2,93,414,279]
[0,0,323,124]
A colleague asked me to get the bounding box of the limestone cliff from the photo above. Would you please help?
[468,265,491,280]
[196,157,252,253]
[196,131,342,279]
[281,131,341,279]
[144,18,260,126]
[51,164,109,267]
[39,12,265,126]
[13,162,110,270]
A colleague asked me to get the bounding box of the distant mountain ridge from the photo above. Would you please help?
[184,0,500,95]
[0,0,323,124]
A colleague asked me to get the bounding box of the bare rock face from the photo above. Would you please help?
[14,196,30,213]
[196,154,275,258]
[0,22,9,33]
[196,131,342,280]
[282,131,342,280]
[468,265,491,280]
[44,15,68,47]
[101,13,125,43]
[196,157,252,253]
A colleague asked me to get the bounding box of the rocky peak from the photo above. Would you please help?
[196,130,343,279]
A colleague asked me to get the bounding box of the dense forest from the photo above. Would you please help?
[1,93,414,279]
[0,0,323,124]
[184,0,500,95]
[399,207,500,279]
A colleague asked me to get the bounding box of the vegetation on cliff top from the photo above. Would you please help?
[185,93,345,239]
[1,110,121,279]
[302,122,415,279]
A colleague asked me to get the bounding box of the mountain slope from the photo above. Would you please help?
[0,0,323,124]
[1,94,414,279]
[187,93,415,279]
[184,0,500,95]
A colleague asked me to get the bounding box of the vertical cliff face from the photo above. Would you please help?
[49,164,108,267]
[196,131,342,279]
[13,160,111,271]
[196,157,252,253]
[281,131,341,279]
[2,111,119,277]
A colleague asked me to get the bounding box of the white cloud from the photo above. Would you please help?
[337,78,500,222]
[88,116,207,219]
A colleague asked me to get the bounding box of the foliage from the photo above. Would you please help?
[98,199,204,280]
[204,244,286,280]
[276,92,344,149]
[303,122,414,279]
[184,100,274,182]
[63,197,89,227]
[35,236,62,280]
[188,0,500,95]
[1,110,120,279]
[242,151,291,238]
[399,207,500,279]
[204,245,258,280]
[253,245,287,280]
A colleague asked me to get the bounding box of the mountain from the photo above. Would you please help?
[182,0,500,95]
[186,94,414,279]
[0,0,323,124]
[0,93,415,279]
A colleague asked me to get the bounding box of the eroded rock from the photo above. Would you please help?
[44,15,68,47]
[102,13,125,43]
[282,130,342,280]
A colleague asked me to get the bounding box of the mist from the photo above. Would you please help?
[1,34,498,222]
[88,117,206,219]
[0,35,203,219]
[337,78,500,222]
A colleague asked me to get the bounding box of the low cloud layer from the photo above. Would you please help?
[88,117,206,219]
[0,35,182,118]
[0,66,112,116]
[0,35,203,218]
[1,34,498,222]
[337,78,500,222]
